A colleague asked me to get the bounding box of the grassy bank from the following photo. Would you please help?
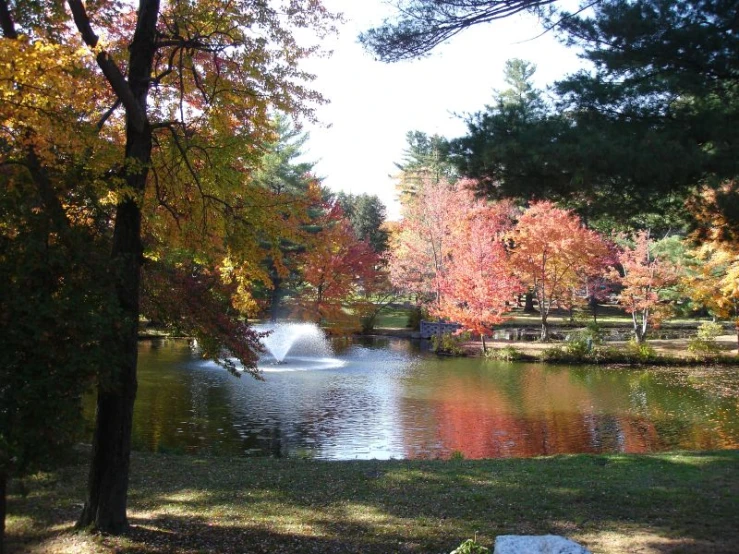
[7,450,739,553]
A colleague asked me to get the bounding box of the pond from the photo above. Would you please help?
[122,337,739,460]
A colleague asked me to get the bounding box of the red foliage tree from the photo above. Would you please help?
[434,201,520,351]
[388,178,484,321]
[291,203,381,332]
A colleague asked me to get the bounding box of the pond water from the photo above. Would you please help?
[124,338,739,460]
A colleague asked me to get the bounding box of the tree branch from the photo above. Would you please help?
[66,0,148,133]
[96,99,122,131]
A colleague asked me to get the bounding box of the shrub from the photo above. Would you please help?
[625,339,657,361]
[449,450,465,461]
[564,322,605,355]
[431,332,470,356]
[450,538,489,554]
[688,321,724,356]
[486,345,525,361]
[543,337,662,365]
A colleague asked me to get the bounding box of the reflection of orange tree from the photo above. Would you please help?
[410,367,667,459]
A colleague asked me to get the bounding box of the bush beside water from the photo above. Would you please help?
[688,321,724,355]
[431,332,470,356]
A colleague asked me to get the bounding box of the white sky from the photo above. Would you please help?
[301,1,586,219]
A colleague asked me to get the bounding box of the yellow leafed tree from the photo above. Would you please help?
[0,0,338,536]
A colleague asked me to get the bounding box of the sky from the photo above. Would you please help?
[300,1,587,220]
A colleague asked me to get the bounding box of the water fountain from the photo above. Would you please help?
[254,322,345,371]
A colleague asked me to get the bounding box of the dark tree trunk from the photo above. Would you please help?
[589,296,599,323]
[269,273,283,322]
[78,0,159,533]
[1,471,6,554]
[524,292,535,313]
[78,199,142,533]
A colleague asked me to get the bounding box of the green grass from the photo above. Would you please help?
[6,450,739,553]
[370,303,719,332]
[373,305,412,329]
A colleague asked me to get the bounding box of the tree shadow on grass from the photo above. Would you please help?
[7,450,739,553]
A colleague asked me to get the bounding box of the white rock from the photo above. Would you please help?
[494,535,591,554]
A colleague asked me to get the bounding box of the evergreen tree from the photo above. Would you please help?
[253,115,324,320]
[395,131,456,202]
[335,192,389,253]
[359,0,551,62]
[364,1,739,231]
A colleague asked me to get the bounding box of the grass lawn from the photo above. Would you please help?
[370,303,718,333]
[7,450,739,553]
[374,305,412,329]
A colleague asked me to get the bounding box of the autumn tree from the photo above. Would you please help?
[682,182,739,350]
[511,202,611,341]
[613,231,680,343]
[290,203,381,332]
[0,0,336,534]
[388,178,474,313]
[0,15,117,550]
[435,201,520,351]
[682,243,739,348]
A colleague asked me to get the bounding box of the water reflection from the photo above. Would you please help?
[126,339,739,460]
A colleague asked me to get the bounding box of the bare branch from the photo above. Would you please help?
[96,99,122,131]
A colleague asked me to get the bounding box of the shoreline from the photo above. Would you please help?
[366,327,739,365]
[137,327,739,366]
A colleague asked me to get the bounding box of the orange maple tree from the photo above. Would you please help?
[614,231,679,343]
[388,178,476,311]
[511,201,610,341]
[0,0,337,534]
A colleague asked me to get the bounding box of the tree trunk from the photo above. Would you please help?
[78,0,159,533]
[540,318,550,342]
[78,200,141,533]
[633,312,646,344]
[269,273,283,322]
[481,333,487,353]
[1,471,6,554]
[524,292,535,313]
[590,296,599,323]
